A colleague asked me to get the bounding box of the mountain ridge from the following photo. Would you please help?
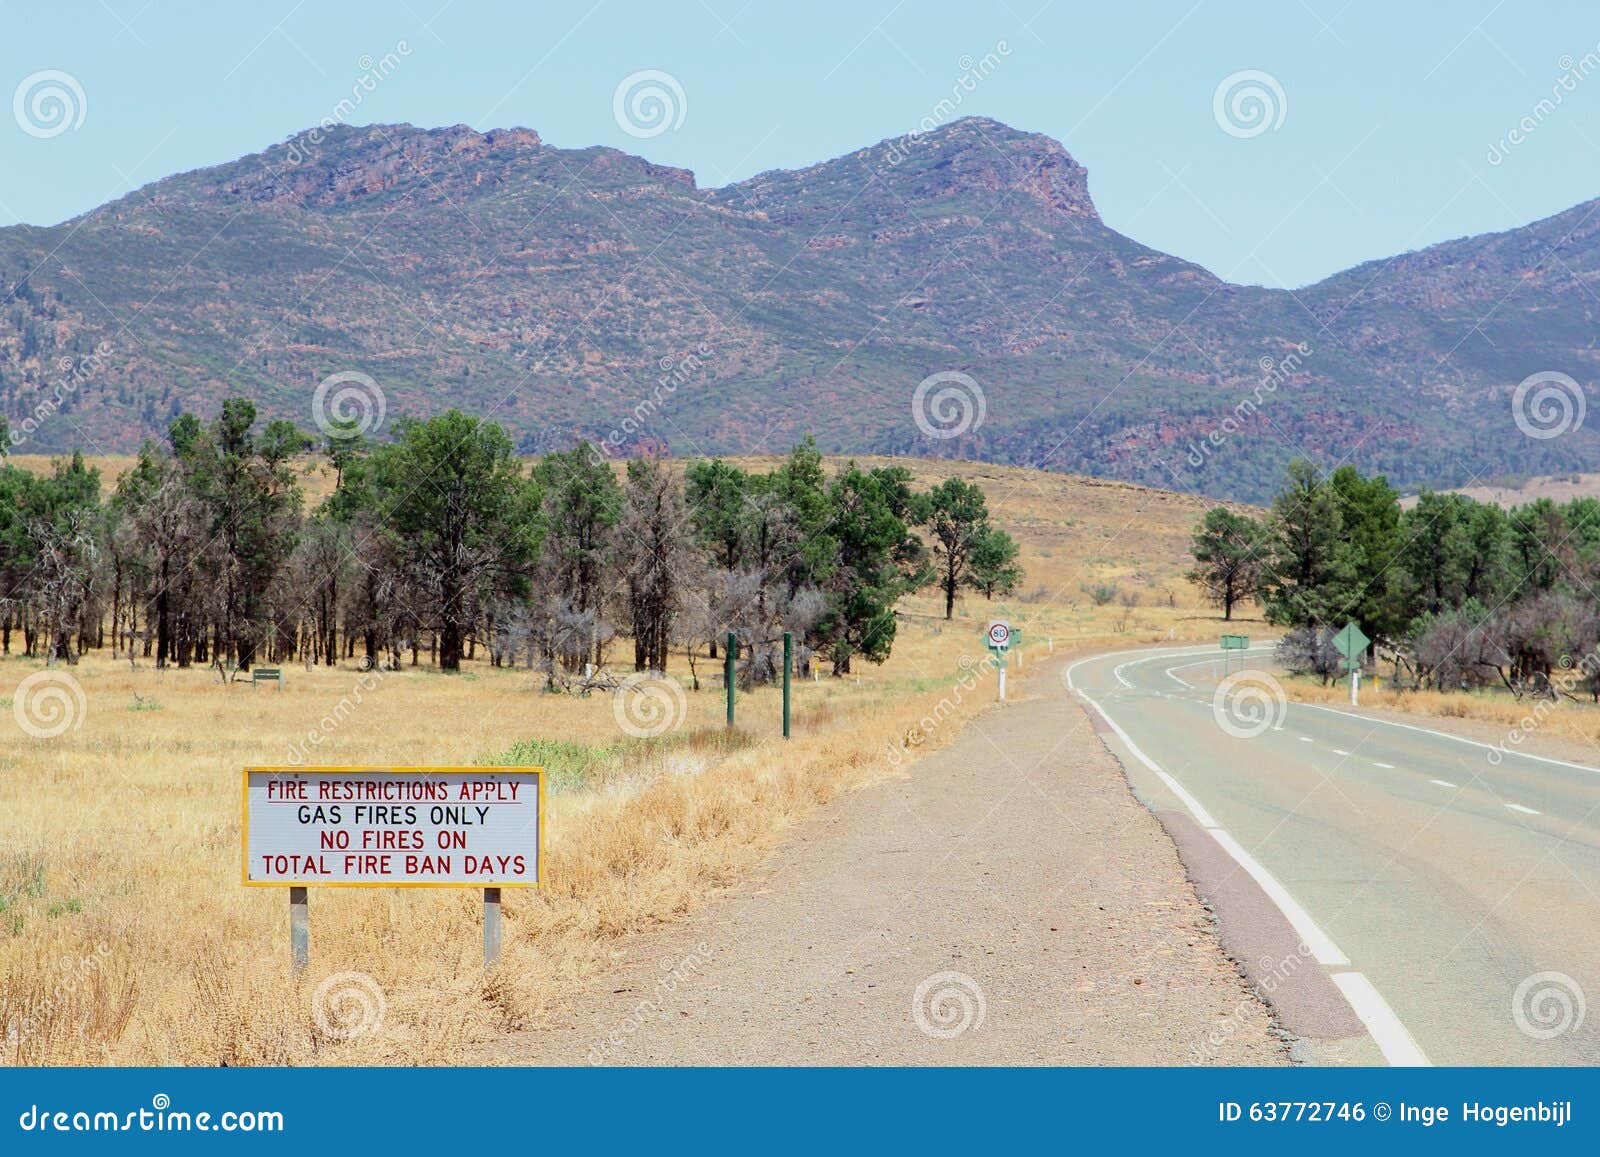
[2,115,1596,501]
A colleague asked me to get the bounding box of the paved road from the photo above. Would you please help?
[1069,643,1600,1066]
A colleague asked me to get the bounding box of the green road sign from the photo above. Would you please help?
[1219,634,1249,650]
[1333,622,1370,669]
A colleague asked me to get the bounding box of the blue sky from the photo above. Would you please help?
[4,0,1599,287]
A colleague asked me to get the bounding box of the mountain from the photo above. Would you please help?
[2,116,1597,501]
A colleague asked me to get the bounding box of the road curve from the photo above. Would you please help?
[1067,643,1600,1066]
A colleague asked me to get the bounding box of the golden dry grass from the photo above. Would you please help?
[0,458,1245,1065]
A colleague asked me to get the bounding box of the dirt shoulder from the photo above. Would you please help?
[491,655,1285,1066]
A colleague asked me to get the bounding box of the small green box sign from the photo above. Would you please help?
[1219,634,1250,650]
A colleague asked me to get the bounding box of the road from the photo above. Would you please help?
[1069,643,1600,1066]
[500,657,1285,1066]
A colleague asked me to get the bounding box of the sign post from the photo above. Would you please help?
[726,632,737,729]
[1219,634,1249,674]
[782,631,792,740]
[1333,622,1370,706]
[986,620,1012,700]
[244,766,543,972]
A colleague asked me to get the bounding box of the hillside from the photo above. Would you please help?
[3,117,1596,500]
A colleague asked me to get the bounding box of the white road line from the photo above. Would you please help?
[1374,762,1395,769]
[1506,803,1541,815]
[1298,737,1314,743]
[1428,779,1457,788]
[1208,828,1349,967]
[1294,701,1600,776]
[1072,652,1427,1068]
[1162,665,1195,690]
[1332,748,1351,756]
[1330,972,1431,1066]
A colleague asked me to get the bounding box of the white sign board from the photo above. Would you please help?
[243,767,542,887]
[986,620,1012,650]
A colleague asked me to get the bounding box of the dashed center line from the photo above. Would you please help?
[1506,803,1541,815]
[1332,748,1351,756]
[1373,762,1395,769]
[1298,737,1313,744]
[1428,779,1457,788]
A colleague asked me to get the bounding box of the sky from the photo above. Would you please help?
[4,0,1600,288]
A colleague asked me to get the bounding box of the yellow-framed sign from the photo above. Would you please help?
[242,766,543,888]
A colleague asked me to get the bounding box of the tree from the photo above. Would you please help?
[620,457,692,672]
[1185,507,1263,621]
[534,443,621,670]
[365,411,537,671]
[966,526,1022,602]
[818,463,912,673]
[923,478,991,620]
[1256,460,1357,629]
[1327,465,1402,644]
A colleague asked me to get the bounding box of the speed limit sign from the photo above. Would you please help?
[986,620,1011,650]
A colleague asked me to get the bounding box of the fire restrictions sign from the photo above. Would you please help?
[242,767,543,887]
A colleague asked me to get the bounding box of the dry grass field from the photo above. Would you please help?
[0,456,1242,1066]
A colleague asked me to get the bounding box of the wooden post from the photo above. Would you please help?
[725,632,736,728]
[289,886,309,975]
[782,632,792,740]
[483,887,502,968]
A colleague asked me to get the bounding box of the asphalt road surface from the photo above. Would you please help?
[1069,643,1600,1066]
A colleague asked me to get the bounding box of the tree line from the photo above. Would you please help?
[1187,459,1600,698]
[0,401,1023,685]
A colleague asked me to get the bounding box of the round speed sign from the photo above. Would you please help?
[987,621,1011,649]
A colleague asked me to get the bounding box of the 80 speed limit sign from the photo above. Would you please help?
[986,621,1011,650]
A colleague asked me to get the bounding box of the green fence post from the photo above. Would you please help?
[782,631,792,739]
[726,632,737,728]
